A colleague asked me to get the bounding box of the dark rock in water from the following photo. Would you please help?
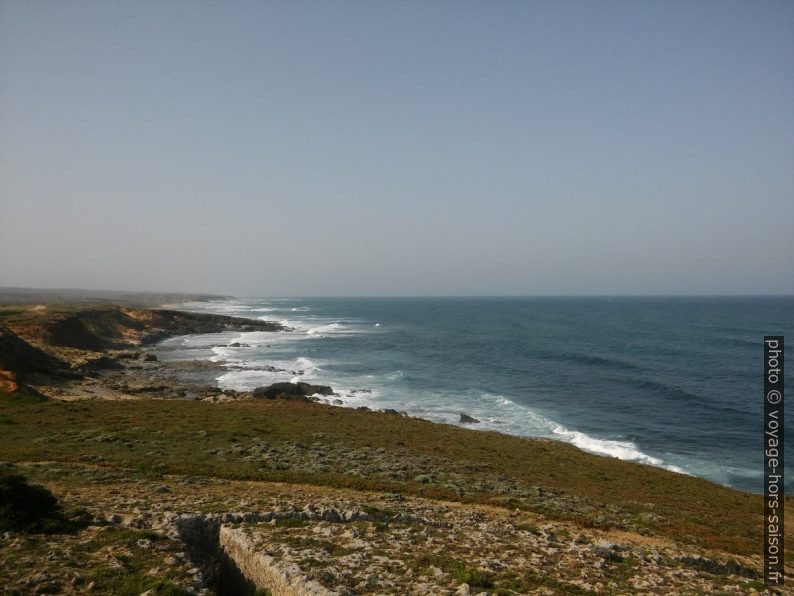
[356,406,371,411]
[139,353,157,362]
[459,413,480,424]
[227,342,250,348]
[333,399,344,405]
[304,382,333,396]
[252,382,333,401]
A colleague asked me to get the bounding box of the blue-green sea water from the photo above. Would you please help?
[158,296,793,493]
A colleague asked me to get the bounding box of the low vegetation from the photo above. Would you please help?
[0,394,778,557]
[0,468,80,534]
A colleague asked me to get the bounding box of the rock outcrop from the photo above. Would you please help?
[220,526,338,595]
[0,307,287,396]
[459,412,480,424]
[252,382,334,401]
[0,327,72,382]
[39,308,285,351]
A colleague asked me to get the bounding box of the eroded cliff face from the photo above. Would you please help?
[5,306,284,353]
[0,305,286,386]
[0,326,69,382]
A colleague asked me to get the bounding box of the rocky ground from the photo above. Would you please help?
[0,464,773,595]
[219,497,766,595]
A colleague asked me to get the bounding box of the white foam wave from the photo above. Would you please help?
[216,356,323,390]
[217,368,284,390]
[317,386,382,407]
[226,331,284,345]
[175,300,252,314]
[483,394,687,473]
[293,357,318,377]
[550,424,682,472]
[386,391,689,475]
[210,346,235,363]
[168,298,692,478]
[279,318,308,331]
[307,323,345,335]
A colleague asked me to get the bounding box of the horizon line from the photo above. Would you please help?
[2,286,792,300]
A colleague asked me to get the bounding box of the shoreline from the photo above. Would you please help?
[0,298,749,490]
[0,299,766,500]
[164,299,741,489]
[1,299,791,593]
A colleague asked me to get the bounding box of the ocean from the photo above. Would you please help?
[157,296,793,493]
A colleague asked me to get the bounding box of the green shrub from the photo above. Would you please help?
[275,518,306,528]
[455,565,494,588]
[0,470,75,533]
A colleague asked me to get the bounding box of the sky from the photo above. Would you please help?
[1,1,792,297]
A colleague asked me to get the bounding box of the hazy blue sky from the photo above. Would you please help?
[1,1,792,296]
